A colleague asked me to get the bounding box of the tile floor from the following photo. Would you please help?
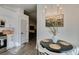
[0,37,37,55]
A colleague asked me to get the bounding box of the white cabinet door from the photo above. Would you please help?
[21,15,29,44]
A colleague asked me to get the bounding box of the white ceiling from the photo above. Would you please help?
[0,4,37,21]
[0,4,36,13]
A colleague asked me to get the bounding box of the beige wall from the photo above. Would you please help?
[37,4,79,47]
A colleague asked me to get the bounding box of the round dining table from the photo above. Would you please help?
[40,39,73,53]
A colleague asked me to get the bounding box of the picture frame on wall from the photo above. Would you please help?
[46,14,64,27]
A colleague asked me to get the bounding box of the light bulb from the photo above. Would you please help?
[45,6,47,9]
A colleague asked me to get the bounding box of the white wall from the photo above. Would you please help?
[0,6,25,49]
[37,4,79,48]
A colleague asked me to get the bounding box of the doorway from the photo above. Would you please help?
[23,5,37,54]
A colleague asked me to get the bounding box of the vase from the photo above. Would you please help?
[52,35,59,43]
